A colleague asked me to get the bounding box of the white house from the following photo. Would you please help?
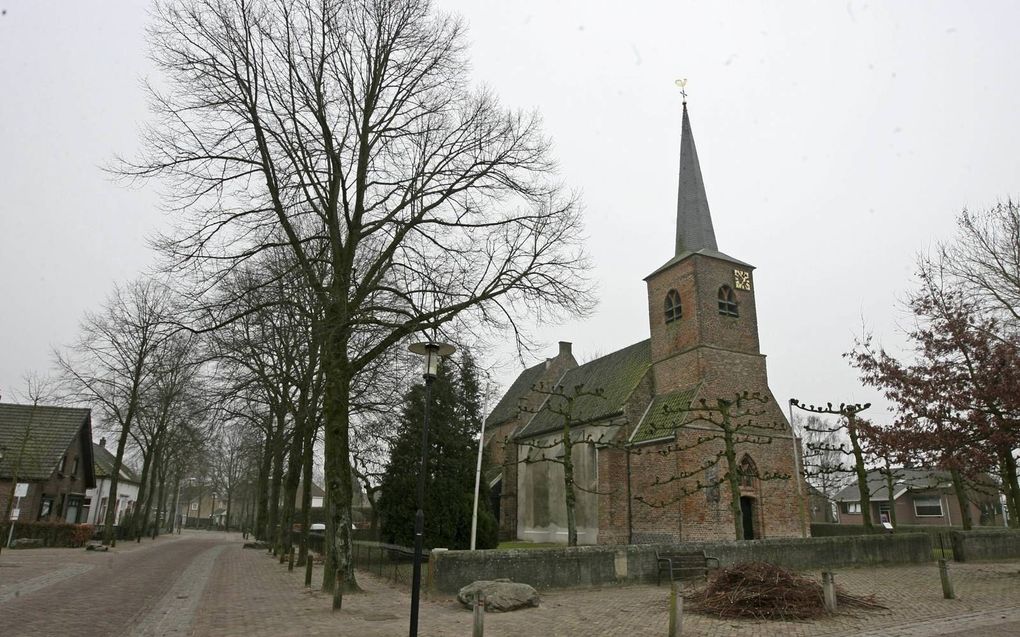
[85,439,141,526]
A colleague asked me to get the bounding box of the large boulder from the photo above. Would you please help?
[457,579,540,612]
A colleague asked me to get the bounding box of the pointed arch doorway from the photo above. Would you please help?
[740,496,755,540]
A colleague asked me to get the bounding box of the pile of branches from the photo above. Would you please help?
[684,562,886,620]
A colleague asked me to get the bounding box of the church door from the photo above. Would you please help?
[740,496,755,540]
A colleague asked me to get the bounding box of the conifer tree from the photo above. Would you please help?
[378,355,498,549]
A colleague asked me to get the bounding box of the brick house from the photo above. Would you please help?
[833,468,1001,527]
[487,102,807,545]
[0,403,97,524]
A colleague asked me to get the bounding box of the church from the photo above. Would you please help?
[484,100,807,545]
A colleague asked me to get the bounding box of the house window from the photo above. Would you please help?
[59,454,68,475]
[914,496,944,517]
[844,501,861,515]
[718,285,738,317]
[71,456,79,476]
[664,289,682,323]
[738,455,757,489]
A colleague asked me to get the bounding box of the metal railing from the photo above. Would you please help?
[353,540,428,588]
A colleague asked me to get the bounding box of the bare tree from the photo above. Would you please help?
[638,392,791,541]
[56,280,175,545]
[124,0,593,601]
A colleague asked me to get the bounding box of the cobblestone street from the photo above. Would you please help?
[1,531,1019,636]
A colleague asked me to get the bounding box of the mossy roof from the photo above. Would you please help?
[92,442,141,483]
[0,403,93,482]
[487,360,549,427]
[629,385,702,444]
[515,340,651,439]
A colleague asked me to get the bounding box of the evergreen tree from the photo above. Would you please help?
[378,354,498,549]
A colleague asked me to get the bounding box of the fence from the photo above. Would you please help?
[352,540,430,588]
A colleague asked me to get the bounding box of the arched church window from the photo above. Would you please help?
[718,285,738,317]
[738,455,758,489]
[664,289,682,323]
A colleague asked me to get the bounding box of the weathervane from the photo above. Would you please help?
[675,78,688,104]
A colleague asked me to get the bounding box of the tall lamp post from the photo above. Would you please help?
[407,339,456,637]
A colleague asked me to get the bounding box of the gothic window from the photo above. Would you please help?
[738,455,758,489]
[718,285,738,317]
[664,289,682,323]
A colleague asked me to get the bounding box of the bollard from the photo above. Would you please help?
[822,571,837,612]
[288,546,295,572]
[668,581,682,637]
[305,555,313,587]
[938,559,955,599]
[472,593,485,637]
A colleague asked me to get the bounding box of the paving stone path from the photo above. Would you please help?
[2,531,1019,636]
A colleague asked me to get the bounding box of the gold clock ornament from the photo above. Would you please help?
[733,269,752,291]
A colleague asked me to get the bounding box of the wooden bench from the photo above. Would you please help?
[655,550,720,585]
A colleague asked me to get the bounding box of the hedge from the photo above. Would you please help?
[0,521,94,548]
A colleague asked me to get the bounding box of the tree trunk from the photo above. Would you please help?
[560,429,578,547]
[321,344,358,606]
[847,417,874,529]
[723,427,744,541]
[999,448,1020,528]
[280,422,305,563]
[103,426,132,546]
[884,468,898,529]
[140,453,161,541]
[255,432,272,540]
[949,468,972,530]
[298,422,315,567]
[170,472,182,533]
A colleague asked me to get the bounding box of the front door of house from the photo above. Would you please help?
[740,496,755,540]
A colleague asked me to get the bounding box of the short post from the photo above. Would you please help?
[305,554,314,587]
[472,593,485,637]
[668,580,682,637]
[822,571,837,612]
[288,546,295,572]
[938,559,955,599]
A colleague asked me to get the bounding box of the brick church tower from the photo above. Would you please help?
[488,98,806,545]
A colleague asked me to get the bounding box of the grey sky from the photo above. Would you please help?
[2,2,1018,422]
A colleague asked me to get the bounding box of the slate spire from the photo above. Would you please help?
[675,101,718,255]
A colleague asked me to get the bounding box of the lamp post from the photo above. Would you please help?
[407,339,456,637]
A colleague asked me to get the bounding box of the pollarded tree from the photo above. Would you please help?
[638,392,792,541]
[126,0,593,601]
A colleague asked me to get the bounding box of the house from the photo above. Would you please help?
[833,468,1000,527]
[487,102,807,545]
[0,403,97,524]
[85,438,141,527]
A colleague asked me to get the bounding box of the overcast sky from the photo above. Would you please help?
[2,2,1019,424]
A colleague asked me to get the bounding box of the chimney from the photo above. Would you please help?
[558,341,572,357]
[99,437,106,448]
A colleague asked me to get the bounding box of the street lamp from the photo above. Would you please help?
[407,339,455,637]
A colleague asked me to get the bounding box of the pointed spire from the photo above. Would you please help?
[675,101,718,255]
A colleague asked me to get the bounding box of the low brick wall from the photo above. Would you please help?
[430,534,932,594]
[950,530,1020,562]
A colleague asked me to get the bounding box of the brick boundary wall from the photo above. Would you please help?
[430,534,933,594]
[950,530,1020,562]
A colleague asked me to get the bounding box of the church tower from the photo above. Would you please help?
[645,100,772,400]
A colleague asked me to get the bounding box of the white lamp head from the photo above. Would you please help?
[408,341,456,378]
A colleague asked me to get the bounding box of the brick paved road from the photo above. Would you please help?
[4,533,1020,636]
[0,531,231,637]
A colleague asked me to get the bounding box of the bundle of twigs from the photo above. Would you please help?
[684,562,886,620]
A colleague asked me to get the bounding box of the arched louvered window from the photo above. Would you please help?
[739,455,758,488]
[664,289,682,323]
[718,285,738,317]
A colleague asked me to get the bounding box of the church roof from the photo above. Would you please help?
[675,102,717,255]
[487,360,549,427]
[645,248,753,280]
[515,340,651,439]
[629,385,701,444]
